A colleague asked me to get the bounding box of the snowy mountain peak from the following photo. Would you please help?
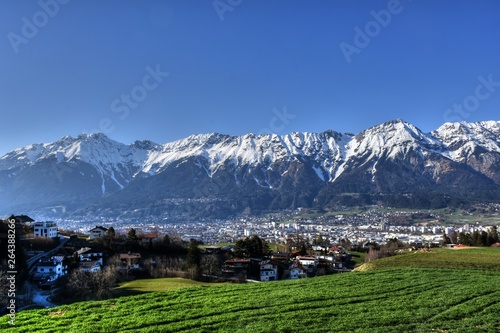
[131,139,158,150]
[433,120,500,161]
[2,119,500,218]
[348,119,441,162]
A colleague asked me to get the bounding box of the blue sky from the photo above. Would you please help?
[1,0,500,156]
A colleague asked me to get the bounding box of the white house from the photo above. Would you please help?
[88,226,108,239]
[312,245,327,252]
[35,258,66,282]
[259,260,280,281]
[297,256,317,268]
[33,221,58,238]
[76,247,104,264]
[79,260,102,272]
[289,264,307,279]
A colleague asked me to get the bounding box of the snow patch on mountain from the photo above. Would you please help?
[2,119,500,194]
[433,121,500,162]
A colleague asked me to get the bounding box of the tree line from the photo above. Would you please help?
[443,226,499,247]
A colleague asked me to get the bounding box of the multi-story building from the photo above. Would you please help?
[33,221,58,238]
[259,259,280,281]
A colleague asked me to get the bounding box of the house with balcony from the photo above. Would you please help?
[222,258,251,278]
[88,226,108,239]
[222,258,261,279]
[34,258,66,282]
[259,259,280,281]
[76,247,105,264]
[79,260,102,272]
[119,252,142,270]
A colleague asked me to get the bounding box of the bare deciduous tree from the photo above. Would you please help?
[67,267,117,301]
[201,255,220,279]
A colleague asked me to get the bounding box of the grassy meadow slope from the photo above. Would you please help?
[356,247,500,271]
[2,248,500,333]
[112,278,226,298]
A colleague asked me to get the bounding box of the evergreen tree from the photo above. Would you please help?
[471,230,481,246]
[442,233,451,246]
[480,231,489,247]
[106,226,115,239]
[233,235,270,258]
[457,232,467,245]
[488,226,499,245]
[126,228,139,250]
[104,226,115,248]
[186,239,201,268]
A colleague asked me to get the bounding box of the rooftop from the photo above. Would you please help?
[119,253,141,259]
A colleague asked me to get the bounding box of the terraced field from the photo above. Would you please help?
[2,248,499,332]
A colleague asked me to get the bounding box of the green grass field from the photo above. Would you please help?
[348,251,366,266]
[112,278,227,297]
[357,247,500,272]
[2,248,500,332]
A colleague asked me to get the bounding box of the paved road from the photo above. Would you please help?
[32,288,56,308]
[19,235,70,311]
[27,235,70,271]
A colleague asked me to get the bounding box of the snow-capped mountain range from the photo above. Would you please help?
[2,119,500,220]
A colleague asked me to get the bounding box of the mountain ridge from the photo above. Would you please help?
[2,119,500,220]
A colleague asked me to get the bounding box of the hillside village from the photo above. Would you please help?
[1,209,499,310]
